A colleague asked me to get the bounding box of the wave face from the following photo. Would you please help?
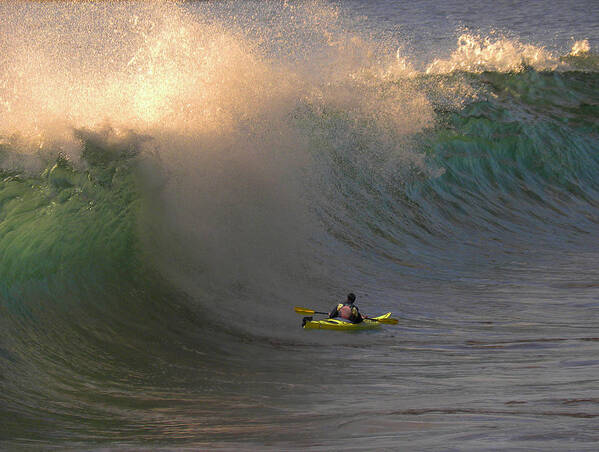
[1,0,599,448]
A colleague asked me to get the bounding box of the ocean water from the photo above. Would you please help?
[1,0,598,450]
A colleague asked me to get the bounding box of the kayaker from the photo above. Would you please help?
[329,293,365,324]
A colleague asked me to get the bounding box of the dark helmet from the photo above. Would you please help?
[347,293,356,303]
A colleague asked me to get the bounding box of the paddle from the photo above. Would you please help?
[294,306,398,325]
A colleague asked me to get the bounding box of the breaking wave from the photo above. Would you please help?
[1,0,598,445]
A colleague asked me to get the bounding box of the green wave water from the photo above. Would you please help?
[0,134,140,286]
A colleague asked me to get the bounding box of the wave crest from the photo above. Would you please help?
[426,33,561,74]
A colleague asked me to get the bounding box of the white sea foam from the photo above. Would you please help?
[426,33,563,74]
[0,1,432,149]
[570,39,590,56]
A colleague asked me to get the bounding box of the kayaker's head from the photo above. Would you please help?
[347,293,356,304]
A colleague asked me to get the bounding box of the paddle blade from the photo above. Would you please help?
[375,317,398,325]
[294,306,316,315]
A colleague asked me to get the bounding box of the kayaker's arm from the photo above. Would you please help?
[351,305,364,324]
[329,304,340,319]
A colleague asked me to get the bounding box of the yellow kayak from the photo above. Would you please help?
[302,313,392,330]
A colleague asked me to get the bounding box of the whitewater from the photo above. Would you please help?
[1,0,598,450]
